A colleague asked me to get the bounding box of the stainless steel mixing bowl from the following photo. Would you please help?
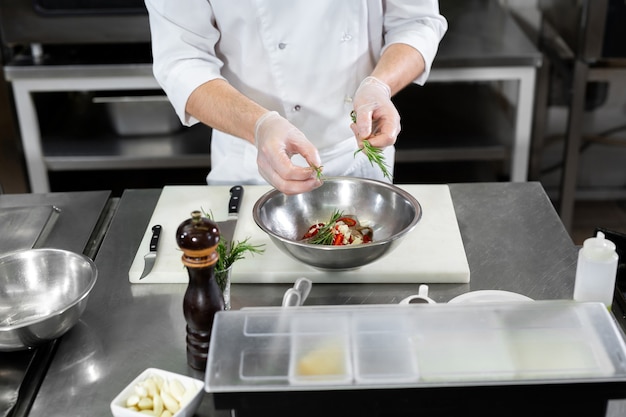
[0,248,98,351]
[253,177,422,270]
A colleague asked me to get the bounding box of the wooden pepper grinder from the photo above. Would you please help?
[176,210,225,370]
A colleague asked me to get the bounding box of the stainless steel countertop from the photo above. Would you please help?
[4,0,541,81]
[24,182,583,417]
[0,190,111,256]
[0,190,111,417]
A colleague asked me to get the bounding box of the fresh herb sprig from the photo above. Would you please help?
[309,163,325,180]
[307,210,343,245]
[354,140,392,180]
[216,236,265,273]
[201,208,265,289]
[350,110,392,180]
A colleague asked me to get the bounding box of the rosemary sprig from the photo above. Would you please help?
[309,163,325,180]
[216,236,265,273]
[350,111,392,180]
[307,210,343,245]
[201,208,265,286]
[354,140,392,180]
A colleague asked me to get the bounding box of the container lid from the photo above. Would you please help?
[582,231,618,262]
[205,301,626,393]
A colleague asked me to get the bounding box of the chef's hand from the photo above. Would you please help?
[254,111,323,195]
[350,76,401,149]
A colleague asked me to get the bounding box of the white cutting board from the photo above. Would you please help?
[129,185,470,284]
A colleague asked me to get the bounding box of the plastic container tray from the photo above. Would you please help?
[206,301,626,393]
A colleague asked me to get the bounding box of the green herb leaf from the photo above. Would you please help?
[309,163,325,180]
[216,237,265,272]
[307,210,343,245]
[200,208,265,273]
[350,111,392,180]
[354,140,392,180]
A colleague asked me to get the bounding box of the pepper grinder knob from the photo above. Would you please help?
[176,210,225,370]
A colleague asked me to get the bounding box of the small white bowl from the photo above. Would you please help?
[110,368,204,417]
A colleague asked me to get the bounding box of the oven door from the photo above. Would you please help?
[0,0,150,45]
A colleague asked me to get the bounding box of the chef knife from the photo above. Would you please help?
[217,185,244,254]
[139,224,162,280]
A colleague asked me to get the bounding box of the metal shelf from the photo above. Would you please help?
[393,82,513,163]
[7,66,527,193]
[42,124,211,170]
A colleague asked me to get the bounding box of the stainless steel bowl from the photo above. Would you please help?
[253,177,422,270]
[0,248,98,351]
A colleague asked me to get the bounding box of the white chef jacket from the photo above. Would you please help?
[145,0,447,185]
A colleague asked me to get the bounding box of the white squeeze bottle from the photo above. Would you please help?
[573,231,619,308]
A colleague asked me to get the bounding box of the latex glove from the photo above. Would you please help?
[254,111,323,195]
[350,76,401,148]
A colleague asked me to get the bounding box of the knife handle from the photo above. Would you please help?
[149,225,162,252]
[229,185,244,215]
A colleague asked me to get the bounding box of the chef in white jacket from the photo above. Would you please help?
[145,0,447,194]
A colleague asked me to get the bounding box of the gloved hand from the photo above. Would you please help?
[254,111,323,195]
[350,76,401,148]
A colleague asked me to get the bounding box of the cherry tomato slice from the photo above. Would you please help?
[302,223,324,239]
[332,233,344,246]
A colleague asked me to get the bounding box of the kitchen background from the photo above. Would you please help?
[0,0,625,245]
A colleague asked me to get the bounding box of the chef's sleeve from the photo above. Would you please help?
[145,0,225,126]
[382,0,448,85]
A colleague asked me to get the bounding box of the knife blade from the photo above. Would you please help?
[139,224,162,280]
[216,185,244,254]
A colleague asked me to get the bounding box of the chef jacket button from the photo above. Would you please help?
[341,33,353,42]
[344,96,353,103]
[293,104,301,111]
[278,42,287,49]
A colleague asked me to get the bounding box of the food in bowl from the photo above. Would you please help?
[253,177,421,270]
[110,368,203,417]
[128,375,186,414]
[302,211,373,246]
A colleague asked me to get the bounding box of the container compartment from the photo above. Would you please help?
[507,328,615,378]
[412,329,516,381]
[354,331,418,383]
[501,303,616,378]
[240,346,290,382]
[288,314,352,385]
[352,312,418,383]
[352,312,411,332]
[239,315,292,381]
[244,313,292,336]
